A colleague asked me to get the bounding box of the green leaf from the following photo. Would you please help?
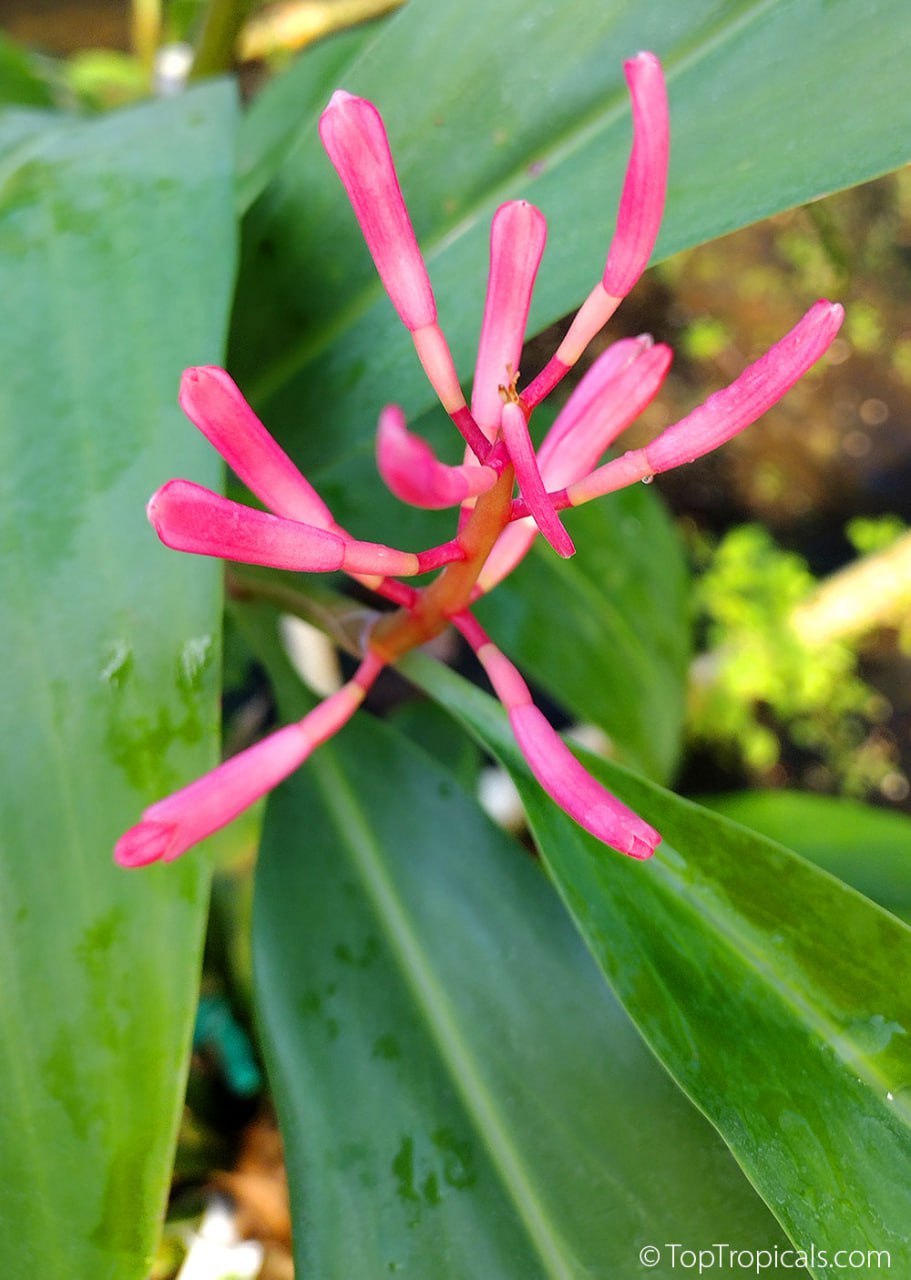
[250,613,791,1278]
[230,0,911,504]
[700,791,911,921]
[406,656,911,1275]
[387,698,483,793]
[0,32,55,108]
[0,84,237,1277]
[237,21,380,213]
[476,485,690,783]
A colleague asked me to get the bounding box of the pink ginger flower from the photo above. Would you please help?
[115,52,844,870]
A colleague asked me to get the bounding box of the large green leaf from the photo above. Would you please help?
[476,485,690,783]
[250,612,793,1278]
[0,84,237,1277]
[231,0,911,530]
[701,791,911,921]
[237,21,379,214]
[407,656,911,1277]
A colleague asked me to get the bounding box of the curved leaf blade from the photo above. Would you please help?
[250,621,792,1277]
[407,656,911,1276]
[701,791,911,921]
[0,85,237,1278]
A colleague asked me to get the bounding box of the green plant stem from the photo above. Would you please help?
[191,0,253,78]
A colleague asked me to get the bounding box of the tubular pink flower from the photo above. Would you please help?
[453,613,659,860]
[376,405,497,508]
[320,89,483,454]
[148,479,426,577]
[500,400,575,558]
[319,91,435,333]
[115,658,382,867]
[524,52,669,408]
[478,337,671,591]
[472,201,548,440]
[509,704,661,859]
[538,338,672,485]
[179,367,335,529]
[565,300,844,508]
[177,366,419,602]
[601,52,669,299]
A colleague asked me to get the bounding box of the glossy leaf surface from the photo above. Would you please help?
[702,790,911,920]
[251,622,793,1277]
[406,655,911,1276]
[0,85,236,1277]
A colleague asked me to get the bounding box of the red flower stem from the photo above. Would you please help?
[369,461,516,661]
[451,611,533,709]
[369,576,418,607]
[415,538,468,573]
[507,449,642,521]
[452,405,495,461]
[522,353,571,410]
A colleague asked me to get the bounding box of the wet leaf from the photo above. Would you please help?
[407,654,911,1275]
[0,83,237,1278]
[249,611,792,1277]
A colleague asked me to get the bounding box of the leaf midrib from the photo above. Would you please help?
[311,743,584,1280]
[408,657,911,1129]
[643,830,911,1123]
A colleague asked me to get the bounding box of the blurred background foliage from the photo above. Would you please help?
[4,1,911,1276]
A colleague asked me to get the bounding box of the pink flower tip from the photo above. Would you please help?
[115,688,369,868]
[114,821,179,867]
[601,49,669,299]
[644,298,844,474]
[320,89,435,332]
[377,404,497,508]
[177,366,334,528]
[509,704,661,859]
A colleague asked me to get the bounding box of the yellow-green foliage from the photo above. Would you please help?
[690,525,891,792]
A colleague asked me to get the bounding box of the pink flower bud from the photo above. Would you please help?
[525,51,670,400]
[566,300,844,507]
[478,338,670,591]
[115,682,370,866]
[458,617,660,860]
[644,300,844,472]
[601,52,669,299]
[500,401,575,558]
[147,479,421,577]
[179,367,334,527]
[538,336,672,488]
[509,704,661,859]
[319,91,436,332]
[376,405,497,508]
[472,201,547,439]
